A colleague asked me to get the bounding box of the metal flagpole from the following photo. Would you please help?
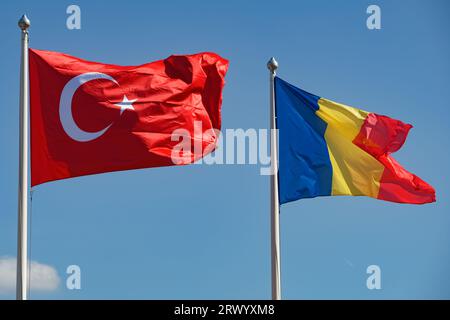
[267,57,281,300]
[17,14,30,301]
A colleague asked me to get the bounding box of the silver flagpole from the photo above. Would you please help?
[267,57,281,300]
[17,14,30,301]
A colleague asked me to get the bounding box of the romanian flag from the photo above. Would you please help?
[276,77,436,205]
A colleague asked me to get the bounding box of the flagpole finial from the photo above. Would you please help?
[18,14,30,30]
[267,57,278,74]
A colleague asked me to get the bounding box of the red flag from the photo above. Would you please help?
[29,49,229,186]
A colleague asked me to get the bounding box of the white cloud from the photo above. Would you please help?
[0,257,60,294]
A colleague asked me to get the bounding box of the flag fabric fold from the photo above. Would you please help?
[276,77,435,205]
[30,49,228,186]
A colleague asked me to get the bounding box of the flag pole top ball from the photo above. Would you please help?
[18,14,30,30]
[267,57,278,73]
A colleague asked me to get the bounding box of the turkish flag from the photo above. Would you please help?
[29,49,228,186]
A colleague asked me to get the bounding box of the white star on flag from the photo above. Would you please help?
[115,95,137,114]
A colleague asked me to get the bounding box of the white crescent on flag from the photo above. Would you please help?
[59,72,136,142]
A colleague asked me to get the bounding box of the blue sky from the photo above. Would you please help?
[0,0,449,299]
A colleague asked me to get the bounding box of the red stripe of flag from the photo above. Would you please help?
[353,113,436,204]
